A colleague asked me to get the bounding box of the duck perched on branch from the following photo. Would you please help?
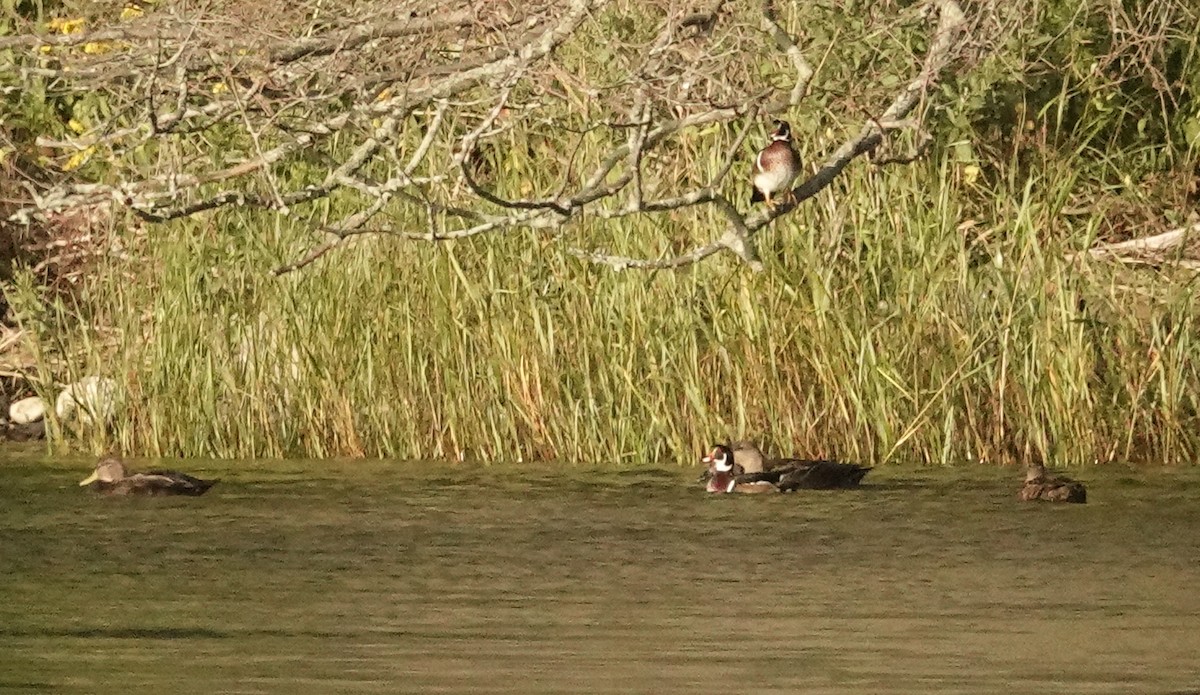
[79,457,219,497]
[750,120,802,208]
[1018,461,1086,504]
[701,441,871,493]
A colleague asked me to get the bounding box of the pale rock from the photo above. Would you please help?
[9,396,47,424]
[55,376,118,426]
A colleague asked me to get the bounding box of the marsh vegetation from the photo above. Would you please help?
[1,0,1198,464]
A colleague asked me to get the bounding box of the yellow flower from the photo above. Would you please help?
[63,146,96,172]
[68,118,87,134]
[120,5,144,20]
[962,164,980,185]
[39,44,54,54]
[53,17,86,34]
[211,82,228,95]
[83,42,113,55]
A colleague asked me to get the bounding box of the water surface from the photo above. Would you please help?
[2,451,1199,694]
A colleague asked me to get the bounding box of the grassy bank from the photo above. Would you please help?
[3,0,1199,465]
[22,153,1200,465]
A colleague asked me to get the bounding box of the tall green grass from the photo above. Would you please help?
[6,0,1199,465]
[17,140,1196,466]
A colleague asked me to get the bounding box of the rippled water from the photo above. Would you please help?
[2,450,1199,694]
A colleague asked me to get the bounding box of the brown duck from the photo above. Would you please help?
[1018,461,1086,503]
[701,441,870,493]
[79,457,219,497]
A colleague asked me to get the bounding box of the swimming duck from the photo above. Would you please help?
[700,441,871,493]
[1018,461,1086,503]
[750,120,802,208]
[731,441,871,491]
[79,457,219,496]
[701,444,776,494]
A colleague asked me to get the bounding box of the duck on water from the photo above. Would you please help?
[1018,460,1086,504]
[79,457,219,497]
[702,441,871,494]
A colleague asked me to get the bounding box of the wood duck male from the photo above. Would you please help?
[750,120,802,208]
[702,444,776,493]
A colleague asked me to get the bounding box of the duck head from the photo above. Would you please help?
[1024,460,1048,483]
[79,457,127,486]
[770,120,792,142]
[702,444,737,493]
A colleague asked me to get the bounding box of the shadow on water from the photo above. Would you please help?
[2,452,1200,694]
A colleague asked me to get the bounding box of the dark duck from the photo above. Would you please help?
[701,441,870,493]
[79,457,219,497]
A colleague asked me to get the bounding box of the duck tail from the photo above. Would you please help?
[194,478,220,495]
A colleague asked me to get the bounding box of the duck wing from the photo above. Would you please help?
[133,470,219,496]
[773,459,871,491]
[1020,476,1086,503]
[734,469,786,486]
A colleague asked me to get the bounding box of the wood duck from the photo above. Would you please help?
[1018,461,1086,503]
[750,120,802,207]
[700,441,870,493]
[79,457,219,496]
[701,444,776,493]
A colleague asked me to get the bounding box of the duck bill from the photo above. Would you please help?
[79,471,99,486]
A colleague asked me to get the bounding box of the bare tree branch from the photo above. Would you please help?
[762,0,815,110]
[7,0,971,275]
[755,0,966,225]
[267,12,481,64]
[1068,222,1200,270]
[573,0,967,270]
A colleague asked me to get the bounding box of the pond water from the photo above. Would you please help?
[1,450,1199,694]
